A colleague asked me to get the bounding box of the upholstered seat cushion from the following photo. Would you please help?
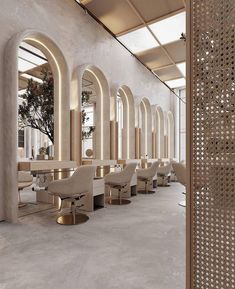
[48,165,96,197]
[136,162,159,179]
[104,163,137,186]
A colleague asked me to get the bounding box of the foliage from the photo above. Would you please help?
[39,147,47,155]
[18,70,54,143]
[81,91,95,140]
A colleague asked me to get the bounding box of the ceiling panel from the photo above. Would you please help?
[25,63,50,79]
[82,0,143,34]
[117,27,159,53]
[77,0,186,87]
[164,40,186,63]
[131,0,185,22]
[154,65,182,81]
[149,11,186,45]
[137,47,172,69]
[19,75,28,90]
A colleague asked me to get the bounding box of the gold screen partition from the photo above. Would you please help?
[188,1,235,289]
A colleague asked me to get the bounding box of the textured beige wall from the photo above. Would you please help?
[0,0,173,221]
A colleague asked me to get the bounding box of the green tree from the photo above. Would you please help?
[18,70,54,143]
[81,91,95,139]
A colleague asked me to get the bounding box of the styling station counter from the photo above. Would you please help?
[18,160,77,207]
[18,160,77,171]
[18,160,105,212]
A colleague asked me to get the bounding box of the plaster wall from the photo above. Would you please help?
[0,0,173,221]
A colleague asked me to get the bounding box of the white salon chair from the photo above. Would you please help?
[105,162,137,205]
[172,162,186,207]
[48,165,96,225]
[18,171,33,208]
[157,162,172,186]
[137,161,160,194]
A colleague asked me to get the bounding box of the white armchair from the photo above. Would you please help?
[137,161,160,194]
[104,162,137,205]
[157,162,172,186]
[18,171,33,208]
[172,162,186,207]
[48,165,96,225]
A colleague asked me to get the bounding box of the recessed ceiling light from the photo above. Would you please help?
[165,78,185,88]
[118,27,159,54]
[177,62,186,77]
[149,12,186,45]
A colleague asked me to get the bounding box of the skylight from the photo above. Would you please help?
[20,42,46,59]
[149,12,186,45]
[117,27,159,54]
[165,78,185,88]
[18,58,36,72]
[19,48,47,66]
[177,62,186,77]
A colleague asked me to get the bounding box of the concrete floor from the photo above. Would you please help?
[0,183,185,289]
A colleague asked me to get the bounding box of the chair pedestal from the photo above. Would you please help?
[106,186,131,205]
[57,198,89,225]
[57,213,89,225]
[137,179,155,194]
[107,198,131,205]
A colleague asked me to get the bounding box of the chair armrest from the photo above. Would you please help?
[48,178,71,195]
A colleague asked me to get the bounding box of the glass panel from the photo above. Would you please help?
[165,78,185,88]
[18,48,47,66]
[177,62,186,77]
[116,94,123,159]
[149,12,186,45]
[117,27,159,53]
[20,42,46,58]
[82,138,93,158]
[18,58,36,72]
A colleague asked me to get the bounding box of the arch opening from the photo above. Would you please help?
[4,30,70,222]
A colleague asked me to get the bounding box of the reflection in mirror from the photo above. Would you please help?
[18,41,54,161]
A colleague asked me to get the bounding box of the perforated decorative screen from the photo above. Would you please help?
[190,1,235,288]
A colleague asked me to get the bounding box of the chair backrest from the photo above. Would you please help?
[157,162,172,175]
[148,161,160,178]
[18,171,33,183]
[120,162,137,183]
[70,165,96,194]
[172,163,186,186]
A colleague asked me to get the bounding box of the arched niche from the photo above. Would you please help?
[139,97,152,158]
[156,106,165,158]
[3,30,70,222]
[117,86,135,159]
[167,111,175,158]
[71,64,110,163]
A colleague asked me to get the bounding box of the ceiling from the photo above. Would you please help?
[76,0,186,89]
[18,42,94,95]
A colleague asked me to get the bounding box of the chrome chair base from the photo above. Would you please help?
[57,213,89,225]
[138,189,155,194]
[107,198,131,205]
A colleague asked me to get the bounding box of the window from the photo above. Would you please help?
[179,89,186,161]
[149,12,186,45]
[116,94,123,159]
[117,27,159,54]
[18,129,24,148]
[82,104,95,158]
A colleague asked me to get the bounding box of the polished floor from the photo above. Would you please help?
[0,183,185,289]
